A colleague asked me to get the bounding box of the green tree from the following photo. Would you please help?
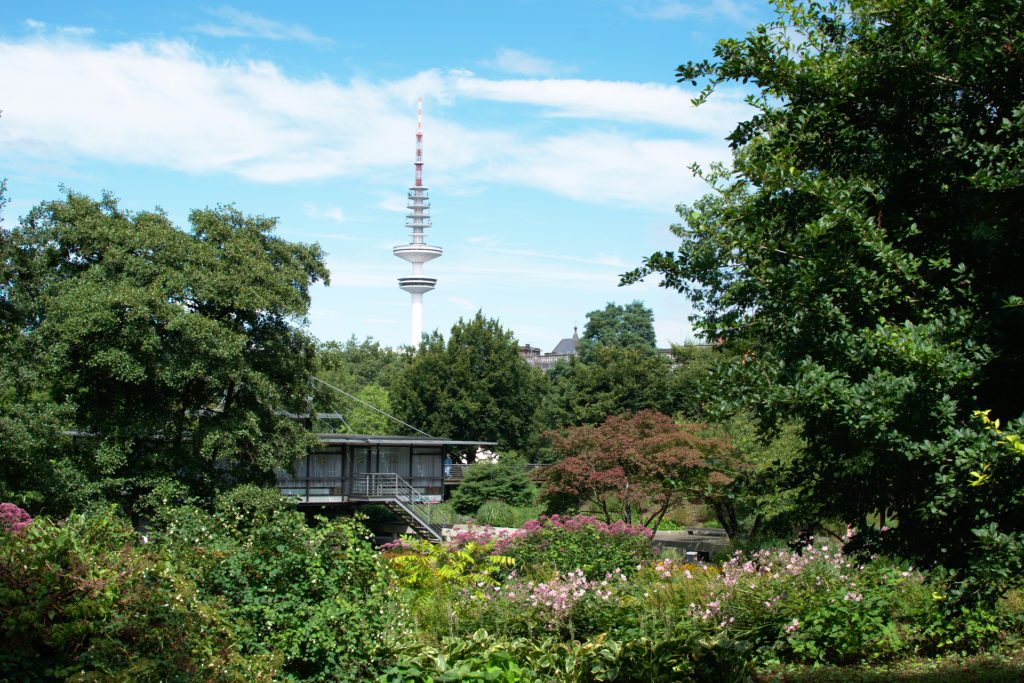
[625,0,1024,601]
[542,345,672,428]
[579,300,657,359]
[390,312,542,457]
[449,460,538,515]
[316,336,407,394]
[0,190,328,519]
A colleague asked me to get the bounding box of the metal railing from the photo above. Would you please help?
[275,477,344,499]
[351,472,455,534]
[444,463,550,479]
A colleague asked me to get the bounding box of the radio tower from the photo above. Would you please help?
[394,99,442,347]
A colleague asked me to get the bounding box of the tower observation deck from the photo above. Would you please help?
[394,99,441,347]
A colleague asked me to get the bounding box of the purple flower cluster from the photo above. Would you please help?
[0,503,33,534]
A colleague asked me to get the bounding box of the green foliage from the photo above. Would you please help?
[316,336,407,393]
[701,413,807,538]
[541,346,673,428]
[450,461,538,515]
[386,537,514,602]
[624,0,1024,602]
[313,337,408,434]
[0,506,278,682]
[155,498,397,682]
[578,300,657,360]
[0,190,327,519]
[502,515,655,581]
[474,500,543,528]
[391,312,543,454]
[380,628,754,683]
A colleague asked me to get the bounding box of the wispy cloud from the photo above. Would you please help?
[24,18,94,36]
[304,203,346,223]
[625,0,754,23]
[478,246,627,268]
[191,7,329,44]
[449,72,748,135]
[484,48,574,77]
[447,296,477,311]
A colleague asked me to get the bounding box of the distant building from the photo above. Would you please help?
[519,327,580,372]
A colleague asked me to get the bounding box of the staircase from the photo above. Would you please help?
[350,472,451,542]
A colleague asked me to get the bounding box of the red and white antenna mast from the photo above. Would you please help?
[394,98,441,347]
[414,97,424,187]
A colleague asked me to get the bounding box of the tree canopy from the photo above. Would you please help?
[390,312,542,456]
[541,410,736,531]
[625,0,1024,601]
[0,190,329,518]
[579,300,657,358]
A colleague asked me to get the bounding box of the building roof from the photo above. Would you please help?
[550,327,580,356]
[315,433,496,447]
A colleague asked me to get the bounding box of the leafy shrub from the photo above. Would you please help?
[499,514,655,580]
[380,628,754,683]
[383,536,514,599]
[156,499,397,682]
[474,500,543,527]
[0,506,273,682]
[475,500,518,527]
[450,461,538,515]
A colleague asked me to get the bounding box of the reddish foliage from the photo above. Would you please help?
[541,410,737,529]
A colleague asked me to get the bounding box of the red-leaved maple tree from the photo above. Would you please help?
[541,410,737,531]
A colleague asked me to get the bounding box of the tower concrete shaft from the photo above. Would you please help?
[394,99,441,347]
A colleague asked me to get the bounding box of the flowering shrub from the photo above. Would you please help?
[497,514,655,580]
[684,539,951,664]
[0,502,32,533]
[386,533,1021,676]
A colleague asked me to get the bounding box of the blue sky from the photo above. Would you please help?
[1,1,775,352]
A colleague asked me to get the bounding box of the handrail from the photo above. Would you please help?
[444,463,550,479]
[351,472,453,536]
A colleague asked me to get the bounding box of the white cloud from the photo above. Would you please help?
[450,73,749,136]
[191,7,328,44]
[485,48,572,77]
[0,36,741,207]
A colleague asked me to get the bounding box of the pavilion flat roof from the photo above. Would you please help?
[315,433,496,447]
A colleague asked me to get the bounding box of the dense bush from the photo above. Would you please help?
[381,628,754,683]
[0,506,274,682]
[155,495,397,683]
[450,460,538,515]
[381,529,1024,679]
[499,514,655,580]
[474,500,543,528]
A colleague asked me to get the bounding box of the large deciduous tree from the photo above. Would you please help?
[0,190,328,518]
[625,0,1024,601]
[578,300,657,359]
[390,312,542,457]
[541,410,736,531]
